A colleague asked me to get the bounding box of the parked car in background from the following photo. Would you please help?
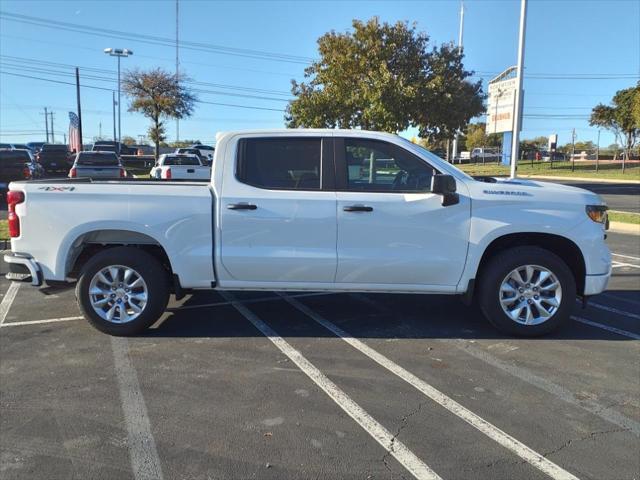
[0,149,42,191]
[0,143,13,150]
[69,151,125,179]
[26,142,46,153]
[471,147,501,162]
[11,144,32,152]
[189,144,215,165]
[35,144,71,175]
[175,147,210,165]
[150,153,211,180]
[92,141,136,156]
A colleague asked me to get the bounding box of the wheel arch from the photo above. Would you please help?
[476,232,586,295]
[64,229,175,282]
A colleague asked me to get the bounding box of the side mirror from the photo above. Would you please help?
[431,174,459,206]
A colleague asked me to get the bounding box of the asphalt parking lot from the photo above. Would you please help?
[0,231,638,480]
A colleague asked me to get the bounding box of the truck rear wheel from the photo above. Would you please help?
[76,247,170,336]
[477,246,576,337]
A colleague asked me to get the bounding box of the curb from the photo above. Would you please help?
[608,222,640,235]
[519,175,640,184]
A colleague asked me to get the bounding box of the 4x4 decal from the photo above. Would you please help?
[38,186,76,192]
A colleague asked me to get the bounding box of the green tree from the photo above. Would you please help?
[464,123,501,150]
[590,83,640,169]
[123,68,197,159]
[121,135,137,146]
[286,17,484,142]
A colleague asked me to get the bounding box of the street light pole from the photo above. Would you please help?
[451,1,464,164]
[104,48,133,155]
[117,54,121,152]
[509,0,528,179]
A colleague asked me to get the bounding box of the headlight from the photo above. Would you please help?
[586,205,608,225]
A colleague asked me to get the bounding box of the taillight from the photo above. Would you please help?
[164,168,172,179]
[119,167,126,178]
[69,167,77,178]
[7,190,25,238]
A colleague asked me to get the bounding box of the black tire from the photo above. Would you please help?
[76,247,170,336]
[477,246,576,337]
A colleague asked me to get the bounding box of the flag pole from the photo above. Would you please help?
[75,67,83,151]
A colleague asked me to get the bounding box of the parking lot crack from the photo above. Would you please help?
[543,427,631,458]
[381,400,426,480]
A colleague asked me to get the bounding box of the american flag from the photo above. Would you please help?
[68,112,81,153]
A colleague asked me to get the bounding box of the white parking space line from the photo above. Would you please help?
[612,261,640,269]
[111,337,164,480]
[572,316,640,340]
[453,338,640,437]
[0,282,20,326]
[281,294,581,480]
[612,253,640,262]
[603,293,640,307]
[0,316,83,327]
[586,302,640,321]
[219,291,442,480]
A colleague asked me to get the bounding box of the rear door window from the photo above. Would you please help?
[236,138,321,190]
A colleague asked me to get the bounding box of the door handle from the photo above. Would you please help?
[343,205,373,212]
[227,203,257,210]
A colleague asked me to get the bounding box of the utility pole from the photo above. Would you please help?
[571,127,576,171]
[596,129,600,172]
[175,0,180,142]
[64,133,67,144]
[451,1,464,164]
[75,67,84,151]
[112,91,117,142]
[509,0,528,179]
[49,111,55,143]
[43,107,49,142]
[99,122,102,139]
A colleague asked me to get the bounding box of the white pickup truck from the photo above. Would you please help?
[4,130,611,337]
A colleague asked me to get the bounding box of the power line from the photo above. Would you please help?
[0,54,293,96]
[0,11,313,64]
[0,70,287,113]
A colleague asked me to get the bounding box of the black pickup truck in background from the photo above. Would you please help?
[0,149,41,191]
[36,144,72,175]
[92,141,137,156]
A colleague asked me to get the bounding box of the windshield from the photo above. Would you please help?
[397,137,474,181]
[77,152,119,166]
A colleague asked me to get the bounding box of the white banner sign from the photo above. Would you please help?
[486,77,518,134]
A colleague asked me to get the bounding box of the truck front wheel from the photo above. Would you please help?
[76,247,170,336]
[478,246,576,337]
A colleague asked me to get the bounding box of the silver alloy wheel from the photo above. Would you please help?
[499,264,562,326]
[88,265,148,324]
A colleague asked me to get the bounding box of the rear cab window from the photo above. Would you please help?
[162,156,201,166]
[236,138,322,190]
[0,150,30,166]
[76,153,119,166]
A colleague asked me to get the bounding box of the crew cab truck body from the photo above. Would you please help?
[5,130,611,337]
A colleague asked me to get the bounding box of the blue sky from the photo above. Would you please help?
[0,0,638,148]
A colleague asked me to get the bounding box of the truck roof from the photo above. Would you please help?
[215,129,400,142]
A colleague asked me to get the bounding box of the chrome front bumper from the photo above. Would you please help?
[4,253,43,286]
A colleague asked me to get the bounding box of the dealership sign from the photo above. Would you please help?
[486,67,520,135]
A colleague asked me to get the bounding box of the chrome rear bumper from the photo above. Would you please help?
[4,253,43,286]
